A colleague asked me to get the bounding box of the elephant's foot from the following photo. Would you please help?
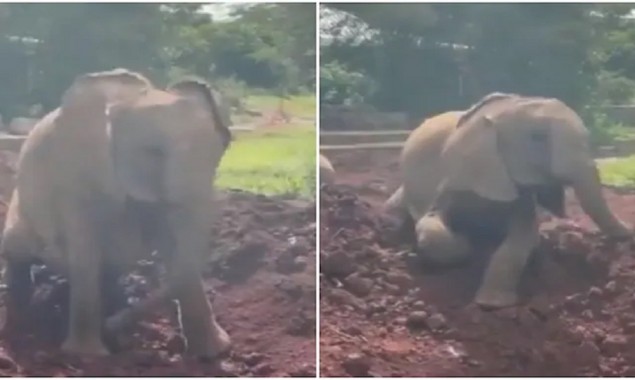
[61,336,110,357]
[474,288,519,310]
[186,318,232,360]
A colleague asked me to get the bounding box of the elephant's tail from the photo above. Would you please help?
[383,185,406,217]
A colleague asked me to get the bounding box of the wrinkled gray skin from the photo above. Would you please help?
[385,93,631,309]
[0,68,232,357]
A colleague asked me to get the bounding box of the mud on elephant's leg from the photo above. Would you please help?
[100,266,131,352]
[475,195,539,310]
[1,258,33,334]
[0,214,38,334]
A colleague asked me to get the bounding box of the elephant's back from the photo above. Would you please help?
[400,111,463,217]
[401,111,462,166]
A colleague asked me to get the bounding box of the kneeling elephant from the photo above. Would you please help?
[0,69,232,358]
[384,93,631,309]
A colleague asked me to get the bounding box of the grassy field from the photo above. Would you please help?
[216,125,316,197]
[599,156,635,187]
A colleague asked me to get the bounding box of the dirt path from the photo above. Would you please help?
[0,186,316,377]
[320,149,635,377]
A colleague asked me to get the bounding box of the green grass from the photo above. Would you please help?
[604,123,635,142]
[216,125,316,197]
[247,94,316,119]
[598,155,635,187]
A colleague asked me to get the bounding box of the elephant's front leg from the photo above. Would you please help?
[60,212,109,356]
[474,195,538,309]
[167,214,231,359]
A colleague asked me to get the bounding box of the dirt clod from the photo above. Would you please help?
[425,313,447,331]
[0,349,16,371]
[342,352,370,377]
[406,311,428,329]
[344,273,373,297]
[601,335,628,357]
[243,352,265,367]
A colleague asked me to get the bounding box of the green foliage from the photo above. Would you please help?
[216,126,316,197]
[321,4,635,122]
[0,3,315,119]
[594,70,635,105]
[586,112,621,146]
[320,60,377,105]
[599,156,635,187]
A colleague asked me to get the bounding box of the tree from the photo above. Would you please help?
[0,3,314,119]
[321,4,635,121]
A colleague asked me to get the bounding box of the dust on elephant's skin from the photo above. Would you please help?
[0,68,232,358]
[385,92,631,309]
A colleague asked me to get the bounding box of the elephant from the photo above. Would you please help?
[384,92,631,309]
[320,154,336,184]
[0,68,233,358]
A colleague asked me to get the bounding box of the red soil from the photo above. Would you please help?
[320,149,635,377]
[0,156,316,377]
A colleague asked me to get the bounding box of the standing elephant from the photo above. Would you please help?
[0,68,232,358]
[384,93,631,309]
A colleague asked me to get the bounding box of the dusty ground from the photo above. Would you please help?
[320,148,635,377]
[0,154,316,377]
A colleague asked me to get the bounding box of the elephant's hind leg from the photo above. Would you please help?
[475,196,539,309]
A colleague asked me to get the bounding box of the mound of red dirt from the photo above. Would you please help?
[0,189,316,377]
[320,184,635,377]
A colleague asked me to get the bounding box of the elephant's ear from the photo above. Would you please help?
[442,113,518,202]
[167,79,232,149]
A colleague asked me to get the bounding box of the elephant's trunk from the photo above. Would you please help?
[571,164,631,238]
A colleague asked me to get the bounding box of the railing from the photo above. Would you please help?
[0,124,257,153]
[320,130,408,151]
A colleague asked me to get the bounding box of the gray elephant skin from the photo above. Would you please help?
[384,93,631,310]
[0,68,232,358]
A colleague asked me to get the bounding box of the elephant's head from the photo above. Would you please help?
[417,93,630,262]
[62,68,152,106]
[60,69,231,204]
